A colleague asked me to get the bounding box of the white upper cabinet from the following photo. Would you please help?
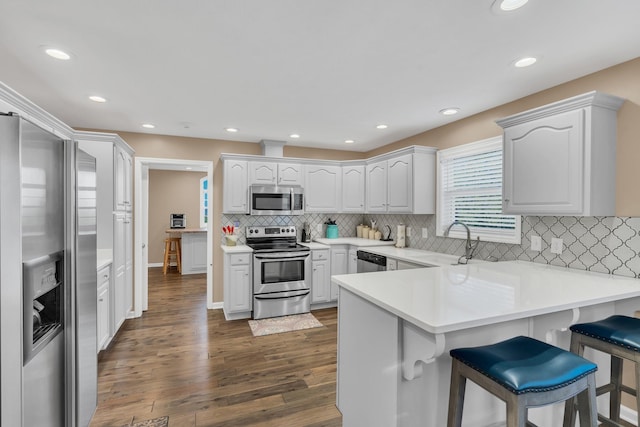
[114,144,132,212]
[387,154,413,212]
[222,158,249,213]
[497,91,624,216]
[366,148,436,214]
[249,161,303,186]
[342,164,365,212]
[304,164,342,212]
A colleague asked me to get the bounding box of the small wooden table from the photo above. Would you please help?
[165,228,207,275]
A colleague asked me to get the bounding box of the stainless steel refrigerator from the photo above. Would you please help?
[0,113,97,426]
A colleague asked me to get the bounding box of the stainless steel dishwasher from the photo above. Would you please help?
[356,250,387,273]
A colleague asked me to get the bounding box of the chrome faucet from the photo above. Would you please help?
[444,220,480,263]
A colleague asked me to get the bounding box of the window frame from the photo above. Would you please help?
[436,136,521,245]
[199,176,208,229]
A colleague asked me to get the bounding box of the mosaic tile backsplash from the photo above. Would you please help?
[221,213,640,279]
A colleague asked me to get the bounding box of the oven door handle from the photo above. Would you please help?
[254,252,310,260]
[254,289,310,300]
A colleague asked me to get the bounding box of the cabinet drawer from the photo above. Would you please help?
[230,253,251,265]
[312,250,329,261]
[98,266,111,285]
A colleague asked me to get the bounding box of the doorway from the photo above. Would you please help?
[133,157,214,316]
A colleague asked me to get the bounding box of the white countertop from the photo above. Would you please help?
[299,242,330,250]
[357,246,477,267]
[332,260,640,334]
[314,237,396,247]
[221,244,253,253]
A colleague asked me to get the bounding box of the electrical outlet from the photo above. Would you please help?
[316,224,322,234]
[406,227,412,237]
[551,238,563,254]
[530,235,542,252]
[422,228,429,239]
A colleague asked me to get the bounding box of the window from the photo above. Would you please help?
[199,177,208,228]
[436,136,521,244]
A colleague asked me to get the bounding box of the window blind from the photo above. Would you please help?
[437,137,520,244]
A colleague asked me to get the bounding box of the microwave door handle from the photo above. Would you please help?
[290,187,294,212]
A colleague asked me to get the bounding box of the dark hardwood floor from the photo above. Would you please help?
[90,268,342,427]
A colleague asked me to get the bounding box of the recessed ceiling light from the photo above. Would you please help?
[142,123,155,129]
[185,167,193,170]
[45,48,71,60]
[88,95,107,103]
[344,139,355,144]
[376,124,388,129]
[289,134,300,139]
[499,0,528,11]
[225,128,238,133]
[514,57,537,68]
[439,108,459,116]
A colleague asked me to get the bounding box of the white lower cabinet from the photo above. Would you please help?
[223,251,253,320]
[97,264,111,352]
[330,246,348,301]
[348,249,358,274]
[181,232,207,274]
[311,249,330,304]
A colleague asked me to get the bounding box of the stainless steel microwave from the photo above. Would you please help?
[250,184,304,215]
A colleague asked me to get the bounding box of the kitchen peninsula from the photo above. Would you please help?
[165,228,207,274]
[332,261,640,426]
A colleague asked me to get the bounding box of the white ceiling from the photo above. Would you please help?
[1,1,639,153]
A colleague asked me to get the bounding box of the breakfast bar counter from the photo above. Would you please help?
[332,261,640,426]
[165,228,207,274]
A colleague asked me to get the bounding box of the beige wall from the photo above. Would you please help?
[148,170,206,264]
[367,57,640,216]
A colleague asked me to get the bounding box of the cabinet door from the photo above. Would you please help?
[304,165,341,212]
[249,161,278,185]
[366,160,387,212]
[330,248,348,301]
[223,160,249,213]
[386,154,413,212]
[342,165,365,212]
[348,249,358,274]
[278,163,303,186]
[123,152,132,211]
[124,213,133,315]
[503,109,584,214]
[229,265,251,312]
[114,147,127,211]
[311,259,330,303]
[113,213,126,331]
[97,284,109,351]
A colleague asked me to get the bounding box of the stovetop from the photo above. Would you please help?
[246,225,310,253]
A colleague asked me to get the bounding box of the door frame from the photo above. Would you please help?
[134,157,213,316]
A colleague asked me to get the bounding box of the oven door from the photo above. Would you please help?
[253,251,310,294]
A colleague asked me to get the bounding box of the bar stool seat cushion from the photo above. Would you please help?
[570,315,640,352]
[450,336,597,395]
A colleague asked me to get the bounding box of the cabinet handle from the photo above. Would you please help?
[103,275,109,279]
[504,198,510,202]
[99,298,104,302]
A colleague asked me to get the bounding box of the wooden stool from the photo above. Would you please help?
[448,335,598,427]
[163,237,182,274]
[564,315,640,427]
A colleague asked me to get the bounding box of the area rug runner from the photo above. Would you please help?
[121,416,168,427]
[248,313,323,336]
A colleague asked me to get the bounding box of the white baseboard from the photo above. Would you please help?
[148,262,163,268]
[208,301,223,310]
[621,405,637,424]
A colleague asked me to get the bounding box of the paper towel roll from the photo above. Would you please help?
[396,224,406,248]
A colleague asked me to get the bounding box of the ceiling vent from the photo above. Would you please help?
[260,140,286,157]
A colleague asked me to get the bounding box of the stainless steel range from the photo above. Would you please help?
[246,226,311,319]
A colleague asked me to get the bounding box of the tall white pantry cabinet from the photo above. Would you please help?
[77,131,134,347]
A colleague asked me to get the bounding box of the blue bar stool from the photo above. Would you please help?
[564,315,640,426]
[448,335,598,427]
